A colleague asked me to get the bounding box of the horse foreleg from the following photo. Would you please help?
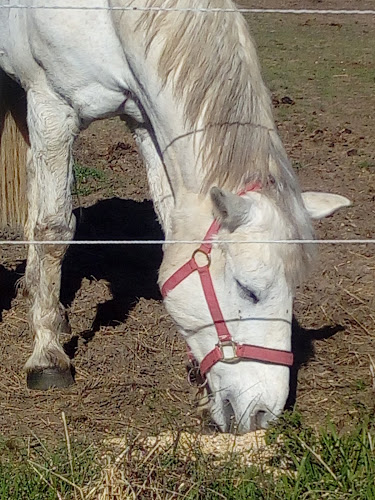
[24,87,78,390]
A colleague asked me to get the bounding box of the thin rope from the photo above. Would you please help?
[0,239,374,246]
[1,5,375,14]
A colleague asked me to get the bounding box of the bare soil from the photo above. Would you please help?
[0,4,374,445]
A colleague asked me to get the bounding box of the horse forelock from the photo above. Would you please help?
[135,0,315,283]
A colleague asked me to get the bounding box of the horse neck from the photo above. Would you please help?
[141,125,209,240]
[127,84,208,238]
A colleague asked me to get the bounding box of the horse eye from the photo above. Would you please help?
[235,280,259,304]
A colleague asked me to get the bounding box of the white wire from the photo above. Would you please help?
[0,5,375,14]
[0,239,374,245]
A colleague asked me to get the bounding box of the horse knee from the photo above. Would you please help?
[24,213,75,293]
[34,213,76,257]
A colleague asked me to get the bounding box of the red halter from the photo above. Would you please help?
[161,184,293,377]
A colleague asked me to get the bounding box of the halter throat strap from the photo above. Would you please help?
[161,183,293,376]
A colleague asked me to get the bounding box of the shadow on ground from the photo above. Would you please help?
[0,261,25,321]
[61,197,164,355]
[286,318,345,409]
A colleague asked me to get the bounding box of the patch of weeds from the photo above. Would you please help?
[73,162,106,196]
[266,409,375,499]
[118,449,267,500]
[3,410,375,499]
[0,437,99,500]
[274,104,294,122]
[358,160,375,169]
[355,379,367,391]
[249,16,375,125]
[185,463,265,499]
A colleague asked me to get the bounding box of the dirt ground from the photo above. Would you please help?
[0,4,374,445]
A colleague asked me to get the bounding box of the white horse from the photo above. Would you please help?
[0,0,350,432]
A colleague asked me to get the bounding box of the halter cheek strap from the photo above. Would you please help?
[161,184,293,377]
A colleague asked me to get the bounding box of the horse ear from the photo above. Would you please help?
[302,192,351,219]
[210,187,250,231]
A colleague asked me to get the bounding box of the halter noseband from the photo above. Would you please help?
[161,184,293,377]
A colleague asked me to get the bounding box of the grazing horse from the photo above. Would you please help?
[0,0,350,432]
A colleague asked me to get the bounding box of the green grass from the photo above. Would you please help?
[266,411,375,500]
[72,163,106,196]
[0,439,98,499]
[358,160,375,169]
[2,411,375,499]
[246,16,375,129]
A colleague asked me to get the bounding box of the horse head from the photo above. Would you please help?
[160,187,350,432]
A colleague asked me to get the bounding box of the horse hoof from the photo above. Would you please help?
[27,367,74,390]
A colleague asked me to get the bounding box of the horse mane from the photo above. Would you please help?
[137,0,279,190]
[135,0,315,285]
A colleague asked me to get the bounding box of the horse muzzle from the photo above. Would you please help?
[206,362,290,433]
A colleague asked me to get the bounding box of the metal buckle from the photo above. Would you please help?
[218,340,238,363]
[192,248,211,268]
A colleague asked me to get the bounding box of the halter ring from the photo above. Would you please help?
[187,364,208,388]
[192,248,211,268]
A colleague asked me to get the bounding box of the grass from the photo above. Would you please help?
[246,15,375,139]
[240,13,375,180]
[2,410,375,499]
[358,160,375,169]
[0,438,98,499]
[267,411,375,500]
[250,17,375,99]
[72,163,107,197]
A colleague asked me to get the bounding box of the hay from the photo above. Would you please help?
[85,430,279,499]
